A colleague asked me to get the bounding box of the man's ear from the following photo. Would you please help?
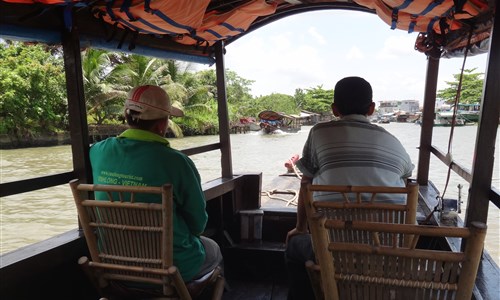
[331,103,341,117]
[367,102,375,116]
[154,118,168,133]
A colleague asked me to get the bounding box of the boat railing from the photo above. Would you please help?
[429,145,500,209]
[0,172,74,198]
[0,143,223,198]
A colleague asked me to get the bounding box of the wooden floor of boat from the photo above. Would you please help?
[221,279,288,300]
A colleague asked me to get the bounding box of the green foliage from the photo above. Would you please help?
[176,100,219,135]
[254,93,298,115]
[82,49,126,125]
[437,68,484,104]
[301,85,333,113]
[0,42,67,138]
[2,43,343,139]
[293,89,306,110]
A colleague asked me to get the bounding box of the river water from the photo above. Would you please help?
[1,123,499,265]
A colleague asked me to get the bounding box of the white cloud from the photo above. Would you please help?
[346,46,364,60]
[376,35,417,60]
[226,30,329,96]
[220,11,487,101]
[307,27,327,45]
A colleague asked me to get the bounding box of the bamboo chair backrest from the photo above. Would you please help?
[70,179,191,299]
[303,182,419,246]
[309,216,486,300]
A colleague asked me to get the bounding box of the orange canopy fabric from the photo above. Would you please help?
[1,0,493,56]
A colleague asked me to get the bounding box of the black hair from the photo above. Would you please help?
[333,77,373,115]
[125,109,159,130]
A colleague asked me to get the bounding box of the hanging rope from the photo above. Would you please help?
[288,157,303,180]
[440,26,474,200]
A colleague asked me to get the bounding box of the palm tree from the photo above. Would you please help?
[161,62,219,135]
[112,56,195,137]
[107,55,218,136]
[82,49,125,124]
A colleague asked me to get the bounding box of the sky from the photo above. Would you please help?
[206,10,489,105]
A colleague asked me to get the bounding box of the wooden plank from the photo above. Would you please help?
[222,280,275,300]
[472,251,500,300]
[0,172,73,197]
[202,176,239,201]
[430,145,473,183]
[181,142,221,156]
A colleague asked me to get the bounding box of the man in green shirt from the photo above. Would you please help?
[90,85,223,282]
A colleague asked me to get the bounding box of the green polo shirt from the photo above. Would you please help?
[89,129,207,281]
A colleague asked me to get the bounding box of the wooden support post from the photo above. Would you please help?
[214,41,233,178]
[62,28,92,184]
[417,48,440,186]
[465,2,500,226]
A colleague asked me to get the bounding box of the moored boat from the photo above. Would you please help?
[456,103,481,123]
[433,111,467,127]
[1,1,499,299]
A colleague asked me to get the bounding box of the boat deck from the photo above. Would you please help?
[222,280,288,300]
[261,173,301,208]
[257,176,500,300]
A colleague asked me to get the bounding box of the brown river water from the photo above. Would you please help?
[1,123,498,265]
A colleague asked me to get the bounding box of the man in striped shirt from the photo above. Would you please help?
[285,77,413,300]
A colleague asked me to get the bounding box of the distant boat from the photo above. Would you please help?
[238,117,261,131]
[378,117,390,124]
[433,111,466,127]
[258,110,301,134]
[456,103,480,123]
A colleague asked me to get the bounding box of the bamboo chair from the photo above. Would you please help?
[303,182,419,299]
[303,182,419,227]
[70,179,224,300]
[308,217,486,300]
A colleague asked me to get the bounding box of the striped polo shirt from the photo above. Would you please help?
[296,115,414,202]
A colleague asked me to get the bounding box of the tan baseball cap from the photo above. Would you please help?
[125,85,184,120]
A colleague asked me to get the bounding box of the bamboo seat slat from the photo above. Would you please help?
[303,182,487,300]
[89,222,163,232]
[71,179,224,300]
[334,274,459,291]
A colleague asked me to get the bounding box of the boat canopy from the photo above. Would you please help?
[258,110,283,121]
[0,0,495,64]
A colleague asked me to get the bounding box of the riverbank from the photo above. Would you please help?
[0,124,128,149]
[0,123,253,149]
[0,133,70,149]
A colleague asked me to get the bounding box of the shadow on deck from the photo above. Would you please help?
[221,241,289,300]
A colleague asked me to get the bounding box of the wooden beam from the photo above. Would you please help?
[62,27,91,184]
[465,3,500,226]
[430,145,473,183]
[0,172,74,197]
[181,143,221,156]
[417,49,440,186]
[215,41,233,178]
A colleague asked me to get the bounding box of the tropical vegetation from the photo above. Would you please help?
[436,68,484,104]
[1,42,484,141]
[0,42,67,138]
